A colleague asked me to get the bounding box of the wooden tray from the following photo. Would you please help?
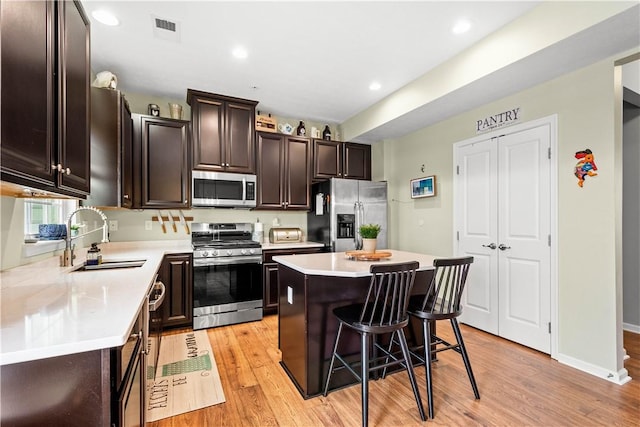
[345,250,392,261]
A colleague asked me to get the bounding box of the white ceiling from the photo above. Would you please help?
[84,1,639,143]
[84,1,539,123]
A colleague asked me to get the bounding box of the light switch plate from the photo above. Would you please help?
[145,221,153,231]
[108,220,118,231]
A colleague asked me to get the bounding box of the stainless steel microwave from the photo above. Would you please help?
[192,171,257,208]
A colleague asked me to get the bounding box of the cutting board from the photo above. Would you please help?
[345,250,392,261]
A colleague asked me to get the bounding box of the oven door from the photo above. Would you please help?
[193,256,263,329]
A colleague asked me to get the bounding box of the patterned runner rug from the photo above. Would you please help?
[146,330,225,422]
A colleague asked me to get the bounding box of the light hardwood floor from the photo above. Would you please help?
[150,316,640,426]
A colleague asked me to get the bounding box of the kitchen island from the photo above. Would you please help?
[273,250,437,398]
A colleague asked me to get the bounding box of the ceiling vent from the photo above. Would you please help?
[155,18,176,32]
[152,15,180,42]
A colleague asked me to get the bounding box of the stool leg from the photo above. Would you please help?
[424,319,434,419]
[361,332,369,427]
[398,328,426,421]
[324,322,344,397]
[451,319,480,399]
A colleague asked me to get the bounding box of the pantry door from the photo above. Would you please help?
[455,124,552,354]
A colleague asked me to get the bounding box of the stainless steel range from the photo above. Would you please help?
[192,223,263,329]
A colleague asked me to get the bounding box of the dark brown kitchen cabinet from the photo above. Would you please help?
[256,132,311,210]
[312,139,371,181]
[263,247,324,314]
[84,87,133,208]
[132,114,190,209]
[158,253,193,328]
[187,89,258,173]
[0,0,91,197]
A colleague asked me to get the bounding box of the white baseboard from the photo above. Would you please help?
[623,323,640,334]
[556,353,632,385]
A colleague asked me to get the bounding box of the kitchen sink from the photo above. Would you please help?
[72,259,146,271]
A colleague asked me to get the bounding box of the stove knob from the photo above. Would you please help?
[201,251,209,257]
[240,249,247,255]
[227,250,233,256]
[249,249,255,254]
[212,250,219,257]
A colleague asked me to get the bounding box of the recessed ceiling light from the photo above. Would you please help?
[452,19,471,35]
[92,10,119,26]
[369,81,381,91]
[232,47,248,59]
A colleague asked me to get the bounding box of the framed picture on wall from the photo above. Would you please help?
[410,175,436,199]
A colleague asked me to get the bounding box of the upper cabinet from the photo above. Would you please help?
[84,87,133,208]
[312,139,371,181]
[256,132,311,210]
[0,0,91,197]
[187,89,258,174]
[132,114,190,209]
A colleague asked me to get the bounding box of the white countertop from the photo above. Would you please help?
[261,241,325,251]
[273,250,438,278]
[0,240,192,366]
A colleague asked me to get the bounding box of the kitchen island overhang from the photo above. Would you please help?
[273,250,437,398]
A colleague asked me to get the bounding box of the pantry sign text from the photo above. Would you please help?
[476,107,521,133]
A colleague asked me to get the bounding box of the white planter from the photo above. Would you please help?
[362,238,377,253]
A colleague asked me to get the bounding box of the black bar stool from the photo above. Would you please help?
[323,261,426,427]
[407,256,480,419]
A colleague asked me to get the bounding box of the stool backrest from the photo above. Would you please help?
[419,257,474,316]
[359,261,419,327]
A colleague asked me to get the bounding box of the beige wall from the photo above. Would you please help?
[373,55,627,380]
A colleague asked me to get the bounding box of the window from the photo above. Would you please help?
[24,198,78,238]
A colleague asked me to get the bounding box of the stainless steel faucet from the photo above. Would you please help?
[62,206,109,267]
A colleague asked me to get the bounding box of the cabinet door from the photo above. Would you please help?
[343,142,371,180]
[256,132,285,209]
[0,0,56,187]
[285,136,311,209]
[121,100,134,208]
[57,0,91,195]
[225,102,256,173]
[159,254,193,329]
[191,96,225,171]
[138,116,190,208]
[263,263,280,313]
[313,139,342,180]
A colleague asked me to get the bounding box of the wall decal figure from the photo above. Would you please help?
[575,149,598,187]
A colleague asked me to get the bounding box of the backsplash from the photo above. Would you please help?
[0,195,308,271]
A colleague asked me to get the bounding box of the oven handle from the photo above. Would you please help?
[149,280,166,312]
[193,256,262,267]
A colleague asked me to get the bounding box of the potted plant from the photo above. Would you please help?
[359,223,381,253]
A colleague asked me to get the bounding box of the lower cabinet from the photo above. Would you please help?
[158,253,193,328]
[262,247,324,314]
[0,307,145,426]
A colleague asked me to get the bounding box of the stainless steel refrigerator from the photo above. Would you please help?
[308,178,388,252]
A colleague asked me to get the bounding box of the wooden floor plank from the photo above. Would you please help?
[151,316,640,427]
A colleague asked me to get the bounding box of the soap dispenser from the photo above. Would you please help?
[87,242,102,265]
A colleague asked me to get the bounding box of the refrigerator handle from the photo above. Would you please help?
[354,202,360,250]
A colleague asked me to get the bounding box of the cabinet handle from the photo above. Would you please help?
[482,243,497,250]
[65,167,71,175]
[123,194,130,200]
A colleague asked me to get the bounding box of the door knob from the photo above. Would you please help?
[482,243,497,250]
[498,244,511,251]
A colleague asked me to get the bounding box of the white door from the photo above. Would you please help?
[456,125,551,354]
